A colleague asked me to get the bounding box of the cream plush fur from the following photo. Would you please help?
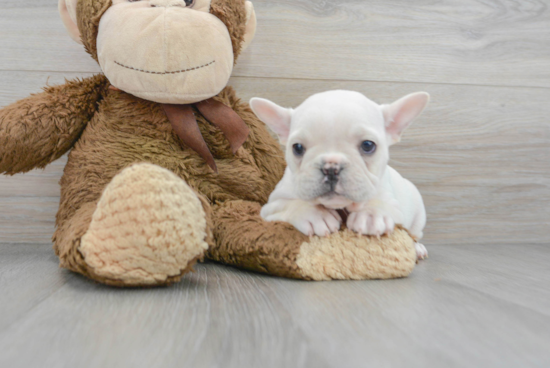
[296,228,416,280]
[59,0,81,43]
[80,163,209,285]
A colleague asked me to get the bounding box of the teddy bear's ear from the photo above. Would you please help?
[59,0,83,44]
[240,1,257,52]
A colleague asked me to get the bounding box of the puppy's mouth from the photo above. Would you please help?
[320,190,342,199]
[317,191,353,209]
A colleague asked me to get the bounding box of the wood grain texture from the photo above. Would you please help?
[264,244,550,368]
[0,244,549,368]
[1,1,550,87]
[422,243,550,317]
[0,197,59,244]
[0,243,67,331]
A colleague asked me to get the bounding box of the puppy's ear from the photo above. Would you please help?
[382,92,430,145]
[249,98,293,144]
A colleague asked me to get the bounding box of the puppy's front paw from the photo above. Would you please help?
[290,206,342,237]
[347,209,395,236]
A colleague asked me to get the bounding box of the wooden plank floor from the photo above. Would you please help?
[1,244,549,368]
[1,0,549,367]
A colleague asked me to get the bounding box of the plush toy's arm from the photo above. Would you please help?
[209,200,417,281]
[0,74,109,175]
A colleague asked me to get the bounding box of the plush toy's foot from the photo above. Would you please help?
[77,163,209,286]
[210,201,417,281]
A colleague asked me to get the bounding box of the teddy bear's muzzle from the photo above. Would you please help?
[96,3,235,104]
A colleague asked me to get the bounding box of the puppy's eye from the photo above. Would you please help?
[184,0,195,6]
[293,143,306,157]
[360,140,376,154]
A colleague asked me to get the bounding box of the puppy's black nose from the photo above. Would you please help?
[322,166,340,190]
[322,167,339,179]
[322,162,341,177]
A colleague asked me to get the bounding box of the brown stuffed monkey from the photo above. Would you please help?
[0,0,416,287]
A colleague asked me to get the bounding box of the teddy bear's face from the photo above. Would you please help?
[59,0,257,105]
[97,0,235,104]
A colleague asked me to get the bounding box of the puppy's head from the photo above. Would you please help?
[250,90,429,209]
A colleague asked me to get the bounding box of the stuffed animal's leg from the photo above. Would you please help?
[209,200,417,281]
[53,163,210,287]
[0,75,109,175]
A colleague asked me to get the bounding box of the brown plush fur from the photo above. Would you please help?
[210,0,248,60]
[77,0,112,62]
[211,200,308,279]
[0,75,109,174]
[0,0,417,286]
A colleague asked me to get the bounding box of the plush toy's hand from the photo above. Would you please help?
[0,75,109,175]
[211,200,417,281]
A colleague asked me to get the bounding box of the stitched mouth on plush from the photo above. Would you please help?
[114,60,216,75]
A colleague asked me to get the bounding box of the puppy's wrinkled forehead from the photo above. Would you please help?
[291,91,384,138]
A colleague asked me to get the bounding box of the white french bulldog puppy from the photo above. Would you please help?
[249,90,430,260]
